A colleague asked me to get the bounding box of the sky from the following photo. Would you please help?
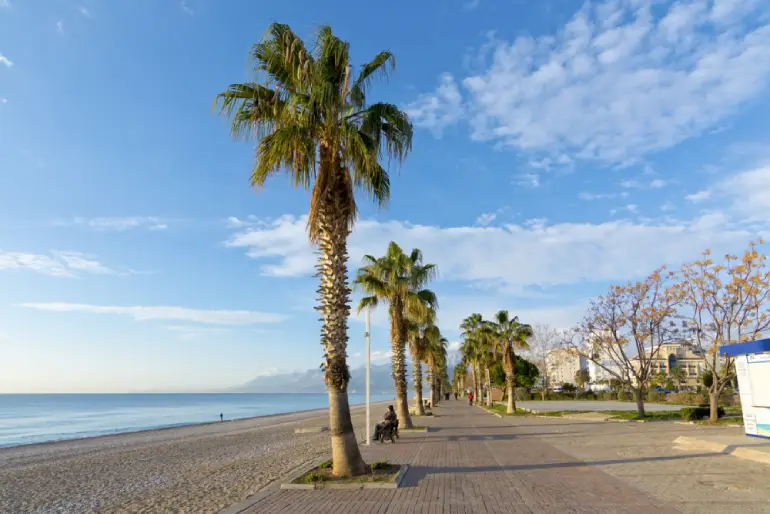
[2,0,770,393]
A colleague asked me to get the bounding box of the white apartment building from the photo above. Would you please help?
[546,349,588,387]
[586,349,626,390]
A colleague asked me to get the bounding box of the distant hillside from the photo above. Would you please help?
[237,361,458,394]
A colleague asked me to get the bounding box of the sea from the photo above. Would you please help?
[0,393,394,448]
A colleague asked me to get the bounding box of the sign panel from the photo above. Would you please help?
[735,354,770,438]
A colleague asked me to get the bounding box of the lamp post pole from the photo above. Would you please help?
[365,308,371,446]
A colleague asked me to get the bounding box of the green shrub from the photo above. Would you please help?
[371,460,389,470]
[680,406,724,421]
[514,388,530,401]
[318,459,333,469]
[617,391,634,402]
[647,391,666,403]
[668,393,707,406]
[598,392,616,401]
[576,391,597,400]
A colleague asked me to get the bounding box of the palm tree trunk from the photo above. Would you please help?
[476,363,483,404]
[412,350,425,416]
[510,350,519,413]
[469,365,476,403]
[503,349,516,414]
[391,303,414,429]
[485,366,492,406]
[317,203,366,477]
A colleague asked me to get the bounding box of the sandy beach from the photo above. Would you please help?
[0,401,388,513]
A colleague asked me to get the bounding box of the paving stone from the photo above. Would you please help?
[233,402,770,514]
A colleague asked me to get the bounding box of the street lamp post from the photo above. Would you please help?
[365,308,371,446]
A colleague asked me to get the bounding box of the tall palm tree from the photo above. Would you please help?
[354,242,437,429]
[490,311,533,414]
[425,329,447,406]
[461,313,493,405]
[215,24,412,477]
[452,361,466,395]
[407,320,432,415]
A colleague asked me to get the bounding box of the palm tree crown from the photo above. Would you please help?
[216,23,412,242]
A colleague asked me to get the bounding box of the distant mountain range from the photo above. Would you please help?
[236,360,460,394]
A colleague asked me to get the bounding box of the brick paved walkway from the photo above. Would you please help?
[235,402,681,513]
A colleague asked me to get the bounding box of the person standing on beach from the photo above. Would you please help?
[220,413,223,421]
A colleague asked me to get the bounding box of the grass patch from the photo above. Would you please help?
[292,462,401,485]
[409,410,433,416]
[401,425,428,430]
[485,404,531,416]
[318,459,333,469]
[694,417,744,426]
[602,410,682,421]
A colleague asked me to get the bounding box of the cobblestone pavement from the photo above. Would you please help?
[232,401,770,513]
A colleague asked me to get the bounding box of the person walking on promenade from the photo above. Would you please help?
[468,391,474,406]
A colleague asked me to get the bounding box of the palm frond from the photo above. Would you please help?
[351,51,395,108]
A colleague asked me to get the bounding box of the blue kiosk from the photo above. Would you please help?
[721,339,770,439]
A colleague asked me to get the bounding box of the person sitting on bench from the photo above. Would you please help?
[372,405,397,440]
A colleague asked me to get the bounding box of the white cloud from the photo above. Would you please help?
[0,53,13,68]
[19,303,286,325]
[405,73,464,137]
[475,212,497,226]
[225,210,760,292]
[78,6,91,18]
[0,98,7,104]
[355,293,589,333]
[56,21,64,34]
[0,250,123,277]
[686,190,711,202]
[620,178,668,189]
[701,166,770,215]
[661,201,676,212]
[180,0,194,16]
[578,191,626,200]
[370,350,392,362]
[0,0,10,9]
[408,0,770,165]
[60,216,169,231]
[513,172,540,188]
[626,204,639,213]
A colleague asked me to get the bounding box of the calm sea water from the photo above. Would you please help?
[0,393,394,448]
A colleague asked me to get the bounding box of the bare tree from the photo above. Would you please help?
[524,324,563,400]
[565,268,680,417]
[674,242,770,422]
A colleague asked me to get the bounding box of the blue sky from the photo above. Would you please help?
[2,0,770,393]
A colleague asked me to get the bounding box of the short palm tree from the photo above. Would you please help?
[669,366,686,391]
[215,24,412,477]
[490,311,533,413]
[355,242,437,429]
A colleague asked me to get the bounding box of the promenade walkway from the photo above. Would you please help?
[234,400,735,514]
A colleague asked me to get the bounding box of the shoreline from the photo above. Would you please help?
[0,396,394,452]
[0,400,391,513]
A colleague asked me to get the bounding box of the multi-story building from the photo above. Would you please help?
[630,341,706,388]
[586,351,626,390]
[546,349,587,387]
